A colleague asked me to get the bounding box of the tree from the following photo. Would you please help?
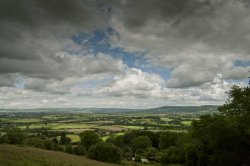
[6,128,27,145]
[74,145,86,155]
[51,137,58,144]
[123,130,159,148]
[87,142,122,163]
[132,136,152,151]
[161,146,184,164]
[26,137,45,148]
[59,132,71,145]
[218,85,250,117]
[218,85,250,134]
[44,140,53,150]
[0,134,8,144]
[187,86,250,166]
[106,135,124,147]
[80,131,100,150]
[145,147,158,160]
[122,146,133,160]
[65,145,73,154]
[159,131,179,149]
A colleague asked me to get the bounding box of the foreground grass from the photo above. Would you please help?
[0,144,119,166]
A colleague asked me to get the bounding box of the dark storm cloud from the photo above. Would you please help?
[109,0,250,53]
[108,0,225,29]
[107,0,250,88]
[0,0,101,30]
[0,74,16,87]
[0,0,249,91]
[0,0,108,86]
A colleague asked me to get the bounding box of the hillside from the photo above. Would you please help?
[0,105,219,114]
[144,105,219,113]
[0,144,119,166]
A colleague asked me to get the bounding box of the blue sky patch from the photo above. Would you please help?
[69,29,171,81]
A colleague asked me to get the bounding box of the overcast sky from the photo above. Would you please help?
[0,0,249,108]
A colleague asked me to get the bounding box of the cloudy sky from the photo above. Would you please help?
[0,0,249,108]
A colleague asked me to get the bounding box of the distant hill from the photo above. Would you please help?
[143,105,219,113]
[0,144,119,166]
[0,105,219,113]
[0,108,138,113]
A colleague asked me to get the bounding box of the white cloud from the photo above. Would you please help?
[108,0,250,88]
[95,68,164,98]
[0,0,249,108]
[23,52,127,93]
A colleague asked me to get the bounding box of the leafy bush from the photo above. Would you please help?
[6,128,27,145]
[87,142,122,163]
[74,145,86,155]
[161,146,184,164]
[65,145,73,154]
[80,131,100,150]
[59,132,71,145]
[132,135,152,151]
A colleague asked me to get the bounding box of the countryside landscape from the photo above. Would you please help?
[0,93,250,166]
[0,0,250,166]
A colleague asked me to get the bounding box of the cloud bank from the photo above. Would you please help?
[0,0,249,108]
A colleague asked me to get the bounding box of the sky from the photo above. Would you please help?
[0,0,250,109]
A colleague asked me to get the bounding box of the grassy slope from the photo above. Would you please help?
[0,144,119,166]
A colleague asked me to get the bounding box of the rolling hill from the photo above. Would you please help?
[144,105,219,113]
[0,105,219,114]
[0,144,119,166]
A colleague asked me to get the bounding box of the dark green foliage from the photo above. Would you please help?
[159,131,179,149]
[87,142,122,163]
[122,146,133,160]
[219,85,250,134]
[65,145,73,154]
[123,130,159,148]
[44,140,53,150]
[185,144,199,166]
[186,86,250,166]
[145,147,158,161]
[0,134,8,144]
[6,128,27,145]
[80,131,100,150]
[74,145,86,155]
[26,137,45,148]
[218,85,250,117]
[135,148,144,156]
[190,115,250,166]
[52,137,58,144]
[161,146,184,164]
[132,135,152,151]
[134,149,145,162]
[53,144,64,151]
[106,135,124,147]
[59,132,71,145]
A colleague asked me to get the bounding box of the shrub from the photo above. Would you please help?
[65,145,73,154]
[132,136,152,151]
[74,145,86,155]
[87,142,122,163]
[80,131,100,150]
[161,146,184,164]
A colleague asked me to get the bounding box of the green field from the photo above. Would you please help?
[102,132,125,141]
[2,118,42,123]
[115,125,146,130]
[57,134,81,143]
[160,117,172,121]
[181,121,192,126]
[51,124,96,130]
